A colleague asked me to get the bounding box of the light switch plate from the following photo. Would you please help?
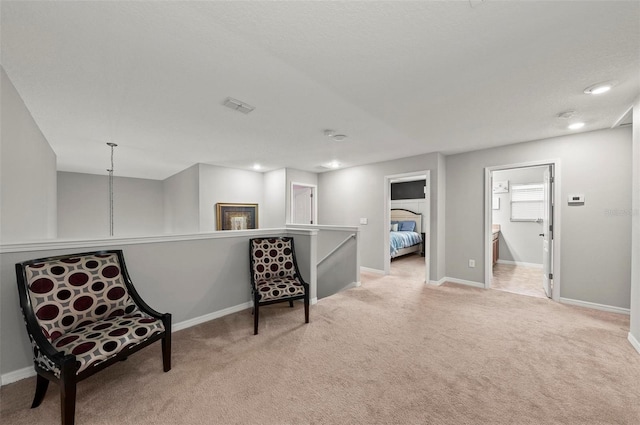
[359,218,368,225]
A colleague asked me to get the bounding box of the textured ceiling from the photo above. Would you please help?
[1,1,638,180]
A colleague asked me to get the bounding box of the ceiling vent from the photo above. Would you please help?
[223,97,255,114]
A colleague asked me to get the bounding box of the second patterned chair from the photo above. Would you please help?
[249,237,310,335]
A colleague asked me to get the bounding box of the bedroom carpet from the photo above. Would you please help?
[2,264,639,425]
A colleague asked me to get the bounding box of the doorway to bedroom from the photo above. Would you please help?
[384,171,430,283]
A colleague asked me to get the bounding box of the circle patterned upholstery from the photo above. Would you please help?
[25,253,142,342]
[250,238,304,301]
[51,313,164,373]
[24,252,165,375]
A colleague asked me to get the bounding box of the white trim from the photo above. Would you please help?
[286,224,359,232]
[361,266,385,275]
[496,259,543,269]
[484,159,562,303]
[444,277,485,288]
[1,366,36,386]
[628,333,640,355]
[559,297,630,315]
[0,228,318,254]
[171,302,252,332]
[429,277,447,286]
[311,297,318,305]
[384,170,431,283]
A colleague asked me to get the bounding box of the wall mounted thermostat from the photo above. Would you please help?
[568,194,585,205]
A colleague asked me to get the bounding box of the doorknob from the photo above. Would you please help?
[539,233,545,237]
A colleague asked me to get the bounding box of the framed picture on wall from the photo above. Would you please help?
[216,203,259,231]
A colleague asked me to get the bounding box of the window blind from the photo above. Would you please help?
[511,183,544,221]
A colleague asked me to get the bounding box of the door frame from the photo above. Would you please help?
[290,182,317,225]
[384,170,431,284]
[484,159,562,302]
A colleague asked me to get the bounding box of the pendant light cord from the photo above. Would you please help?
[107,142,117,236]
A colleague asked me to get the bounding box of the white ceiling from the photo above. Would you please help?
[1,1,638,180]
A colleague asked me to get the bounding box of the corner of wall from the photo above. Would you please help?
[629,98,640,346]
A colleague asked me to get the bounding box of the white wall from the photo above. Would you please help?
[262,169,287,228]
[0,67,57,242]
[492,167,546,265]
[630,100,640,349]
[163,164,200,234]
[198,164,264,232]
[58,172,165,238]
[446,127,632,309]
[318,153,443,280]
[436,153,446,280]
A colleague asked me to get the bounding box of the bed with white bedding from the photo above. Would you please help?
[390,209,423,258]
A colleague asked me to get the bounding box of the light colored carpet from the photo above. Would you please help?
[2,261,639,425]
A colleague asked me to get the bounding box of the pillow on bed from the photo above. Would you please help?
[398,220,416,232]
[390,223,399,232]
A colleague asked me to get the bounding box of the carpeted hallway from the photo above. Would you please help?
[2,261,639,425]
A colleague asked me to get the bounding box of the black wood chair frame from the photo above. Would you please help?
[15,250,171,425]
[249,237,310,335]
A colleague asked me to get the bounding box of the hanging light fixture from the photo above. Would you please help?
[106,142,118,236]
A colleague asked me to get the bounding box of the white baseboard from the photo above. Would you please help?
[360,266,385,275]
[429,277,447,286]
[1,366,36,386]
[442,277,486,288]
[559,297,630,315]
[628,333,640,355]
[342,281,360,291]
[496,259,543,269]
[172,301,252,332]
[311,297,318,305]
[2,301,256,386]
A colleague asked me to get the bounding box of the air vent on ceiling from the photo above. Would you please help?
[223,97,255,114]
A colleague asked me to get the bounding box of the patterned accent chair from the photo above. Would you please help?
[15,250,171,425]
[249,237,310,335]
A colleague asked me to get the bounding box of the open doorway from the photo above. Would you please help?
[290,182,317,225]
[484,161,561,301]
[384,171,430,283]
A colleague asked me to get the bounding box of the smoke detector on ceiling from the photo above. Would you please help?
[223,97,255,114]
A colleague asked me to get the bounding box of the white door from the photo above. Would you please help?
[542,166,553,298]
[292,185,314,224]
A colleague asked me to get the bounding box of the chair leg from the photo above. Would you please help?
[289,300,294,308]
[254,303,259,335]
[31,373,49,408]
[304,298,310,324]
[162,332,172,372]
[60,378,77,425]
[161,313,172,372]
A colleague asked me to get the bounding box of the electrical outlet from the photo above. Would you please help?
[468,259,475,268]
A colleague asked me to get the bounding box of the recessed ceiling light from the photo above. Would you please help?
[568,122,585,130]
[253,164,261,170]
[326,160,341,169]
[583,81,617,95]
